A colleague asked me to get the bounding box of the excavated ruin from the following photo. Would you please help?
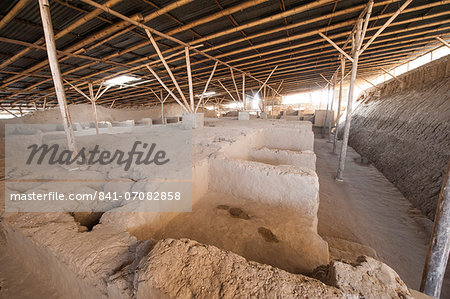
[0,112,416,298]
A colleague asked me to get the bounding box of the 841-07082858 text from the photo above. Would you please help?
[9,191,183,201]
[98,191,182,201]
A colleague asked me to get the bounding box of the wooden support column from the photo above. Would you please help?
[230,68,241,103]
[242,74,246,110]
[19,106,23,116]
[88,83,99,135]
[64,80,109,135]
[263,85,267,112]
[333,56,345,154]
[328,72,337,142]
[38,0,76,151]
[420,162,450,298]
[185,47,194,111]
[323,80,331,137]
[336,18,364,181]
[160,90,165,124]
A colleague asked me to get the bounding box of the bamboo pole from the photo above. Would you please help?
[0,0,248,88]
[8,9,449,101]
[381,67,402,83]
[315,82,325,90]
[80,0,281,95]
[6,0,446,96]
[94,82,104,100]
[435,36,450,48]
[218,80,238,103]
[361,0,413,53]
[230,68,241,102]
[146,29,191,111]
[242,74,246,110]
[420,162,450,298]
[336,18,364,181]
[160,90,165,124]
[0,105,19,118]
[146,66,189,113]
[88,83,99,135]
[320,73,332,85]
[185,47,194,111]
[143,0,194,23]
[2,1,199,89]
[255,66,278,96]
[328,72,337,142]
[63,79,92,102]
[319,32,354,62]
[195,61,218,112]
[0,0,124,71]
[38,0,76,152]
[46,40,437,108]
[96,85,111,100]
[202,0,403,54]
[360,0,374,45]
[323,79,331,137]
[187,0,335,47]
[0,0,31,31]
[0,11,144,87]
[102,0,442,77]
[214,18,450,72]
[7,18,445,106]
[166,0,267,38]
[361,76,379,88]
[149,87,161,101]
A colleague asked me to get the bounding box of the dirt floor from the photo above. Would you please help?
[315,136,450,297]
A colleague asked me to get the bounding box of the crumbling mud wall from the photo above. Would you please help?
[0,102,185,125]
[348,55,450,220]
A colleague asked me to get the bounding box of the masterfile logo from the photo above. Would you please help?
[5,124,192,213]
[26,141,170,171]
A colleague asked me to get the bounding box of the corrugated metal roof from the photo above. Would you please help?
[0,0,448,106]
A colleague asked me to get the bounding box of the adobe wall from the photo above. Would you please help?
[348,55,450,219]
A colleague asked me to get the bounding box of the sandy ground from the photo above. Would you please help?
[315,136,449,297]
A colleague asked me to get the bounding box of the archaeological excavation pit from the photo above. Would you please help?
[0,0,449,298]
